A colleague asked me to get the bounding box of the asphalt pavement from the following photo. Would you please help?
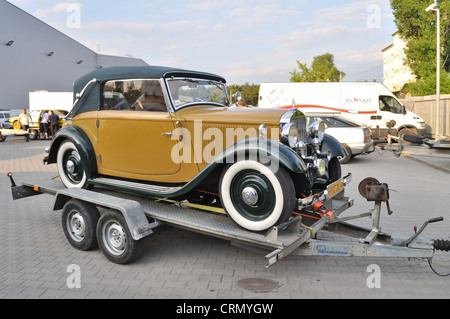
[1,134,449,300]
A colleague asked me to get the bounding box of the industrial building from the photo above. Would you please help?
[0,0,148,109]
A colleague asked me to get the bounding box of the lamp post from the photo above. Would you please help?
[426,1,440,137]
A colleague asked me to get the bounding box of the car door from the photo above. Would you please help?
[97,79,181,180]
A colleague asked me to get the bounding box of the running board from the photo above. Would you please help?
[89,177,183,197]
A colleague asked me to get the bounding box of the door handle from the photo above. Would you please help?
[162,121,183,141]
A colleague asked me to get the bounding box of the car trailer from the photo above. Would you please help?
[7,172,450,272]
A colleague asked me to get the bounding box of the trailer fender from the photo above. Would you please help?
[53,188,155,240]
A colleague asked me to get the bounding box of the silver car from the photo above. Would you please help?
[306,115,374,164]
[0,111,12,129]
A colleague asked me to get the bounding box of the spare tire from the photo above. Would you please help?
[403,134,425,144]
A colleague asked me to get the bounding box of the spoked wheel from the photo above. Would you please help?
[62,199,100,251]
[219,160,295,232]
[97,210,143,264]
[57,140,90,189]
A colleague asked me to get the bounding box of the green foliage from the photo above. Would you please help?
[289,53,345,82]
[391,0,450,94]
[227,83,260,106]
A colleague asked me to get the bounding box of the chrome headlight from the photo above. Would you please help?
[309,120,325,141]
[281,123,299,148]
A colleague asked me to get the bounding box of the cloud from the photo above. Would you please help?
[34,2,82,20]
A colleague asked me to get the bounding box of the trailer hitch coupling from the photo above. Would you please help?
[8,172,41,200]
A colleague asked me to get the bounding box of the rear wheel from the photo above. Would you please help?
[13,121,22,130]
[57,140,90,189]
[97,210,143,264]
[219,161,295,231]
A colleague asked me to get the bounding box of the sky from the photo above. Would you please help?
[7,0,398,85]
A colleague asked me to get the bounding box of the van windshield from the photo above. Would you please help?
[379,96,405,115]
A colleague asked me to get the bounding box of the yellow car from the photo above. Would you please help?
[45,66,345,232]
[10,109,68,139]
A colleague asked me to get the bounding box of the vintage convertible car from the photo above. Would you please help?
[45,66,345,231]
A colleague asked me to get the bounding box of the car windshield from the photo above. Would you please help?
[306,116,362,128]
[166,77,229,109]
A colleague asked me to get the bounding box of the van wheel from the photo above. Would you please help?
[219,161,295,232]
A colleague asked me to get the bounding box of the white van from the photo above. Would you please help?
[258,82,426,139]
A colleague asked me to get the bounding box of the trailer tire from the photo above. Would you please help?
[97,210,143,264]
[62,199,100,251]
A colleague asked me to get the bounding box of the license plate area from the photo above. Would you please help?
[326,178,344,199]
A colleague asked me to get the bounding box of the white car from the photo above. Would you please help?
[306,115,374,164]
[0,111,12,129]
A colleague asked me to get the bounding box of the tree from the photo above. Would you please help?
[227,83,260,106]
[289,53,345,82]
[391,0,450,95]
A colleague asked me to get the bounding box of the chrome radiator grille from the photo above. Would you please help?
[291,116,307,142]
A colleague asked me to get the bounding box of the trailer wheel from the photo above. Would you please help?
[219,160,295,232]
[97,210,143,264]
[29,130,38,140]
[62,199,100,251]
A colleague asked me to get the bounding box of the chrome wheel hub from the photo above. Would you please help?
[242,187,259,206]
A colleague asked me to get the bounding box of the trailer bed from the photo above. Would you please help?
[17,179,346,267]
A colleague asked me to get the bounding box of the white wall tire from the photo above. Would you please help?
[219,160,295,231]
[57,140,89,189]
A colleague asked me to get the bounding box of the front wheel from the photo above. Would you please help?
[219,161,295,232]
[62,199,100,251]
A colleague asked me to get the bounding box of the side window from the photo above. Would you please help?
[103,80,167,112]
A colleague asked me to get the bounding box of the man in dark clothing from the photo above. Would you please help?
[48,111,60,137]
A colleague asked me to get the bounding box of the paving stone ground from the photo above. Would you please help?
[1,135,449,300]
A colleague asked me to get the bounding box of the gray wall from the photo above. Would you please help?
[0,0,148,109]
[401,94,450,137]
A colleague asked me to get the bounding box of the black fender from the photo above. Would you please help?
[321,133,346,158]
[211,137,306,174]
[176,138,307,196]
[46,126,97,179]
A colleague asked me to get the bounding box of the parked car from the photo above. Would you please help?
[305,114,374,164]
[0,111,12,129]
[9,109,68,139]
[45,66,346,232]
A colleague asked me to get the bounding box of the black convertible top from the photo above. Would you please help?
[72,66,226,116]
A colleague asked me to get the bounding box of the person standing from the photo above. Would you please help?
[40,110,50,140]
[18,108,32,142]
[48,111,60,137]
